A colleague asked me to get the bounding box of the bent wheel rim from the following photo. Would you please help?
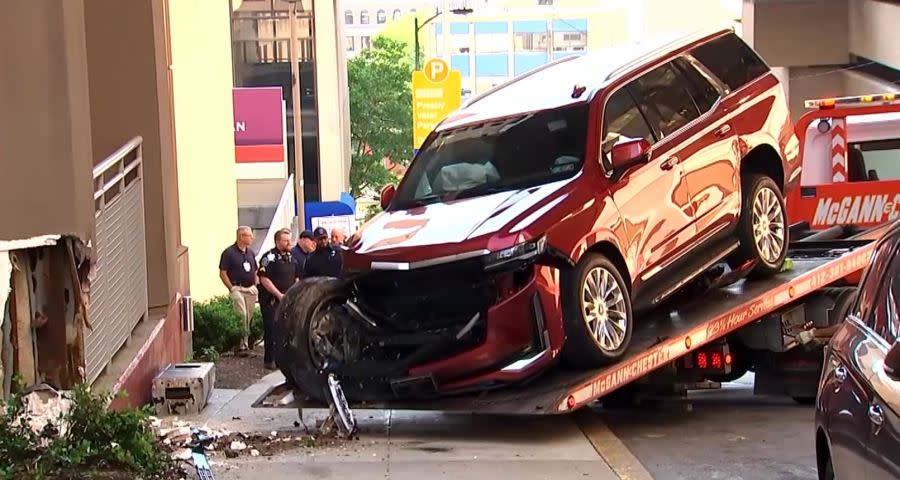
[751,186,785,264]
[581,267,628,352]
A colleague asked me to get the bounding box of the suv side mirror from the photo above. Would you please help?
[609,138,651,172]
[885,341,900,381]
[380,184,396,210]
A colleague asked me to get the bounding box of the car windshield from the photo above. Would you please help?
[391,103,589,209]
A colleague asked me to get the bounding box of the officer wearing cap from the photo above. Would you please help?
[291,229,315,277]
[258,228,300,369]
[303,226,343,278]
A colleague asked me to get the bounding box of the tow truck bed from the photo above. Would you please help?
[256,226,885,415]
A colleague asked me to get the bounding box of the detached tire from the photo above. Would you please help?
[274,277,346,403]
[561,253,633,368]
[732,174,789,279]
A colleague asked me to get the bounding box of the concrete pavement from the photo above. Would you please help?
[175,371,633,479]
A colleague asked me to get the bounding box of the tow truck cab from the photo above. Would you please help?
[789,93,900,230]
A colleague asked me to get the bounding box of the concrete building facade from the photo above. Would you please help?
[0,0,257,406]
[743,0,900,121]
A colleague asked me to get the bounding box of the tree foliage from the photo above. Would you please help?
[347,37,414,199]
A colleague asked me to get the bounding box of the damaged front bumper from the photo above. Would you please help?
[319,242,569,399]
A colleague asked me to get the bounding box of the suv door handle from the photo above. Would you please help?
[660,156,679,171]
[869,404,885,427]
[715,124,732,137]
[834,365,848,382]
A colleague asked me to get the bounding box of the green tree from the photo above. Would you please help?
[348,37,414,199]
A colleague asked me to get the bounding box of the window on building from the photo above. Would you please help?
[361,36,372,50]
[631,63,702,138]
[344,10,353,24]
[393,9,402,20]
[360,10,370,24]
[538,0,553,4]
[346,36,355,52]
[690,32,769,92]
[514,32,547,52]
[553,31,586,52]
[377,9,387,24]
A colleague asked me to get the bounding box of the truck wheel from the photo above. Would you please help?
[732,174,788,279]
[562,253,633,368]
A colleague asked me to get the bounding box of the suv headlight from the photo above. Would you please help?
[485,236,547,270]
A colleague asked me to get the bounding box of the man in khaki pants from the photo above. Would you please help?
[219,226,259,354]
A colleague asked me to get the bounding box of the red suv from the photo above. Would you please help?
[277,27,801,401]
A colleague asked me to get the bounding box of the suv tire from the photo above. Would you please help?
[275,277,387,403]
[732,174,788,278]
[561,253,633,367]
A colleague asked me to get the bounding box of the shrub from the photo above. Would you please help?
[0,384,176,479]
[192,295,265,359]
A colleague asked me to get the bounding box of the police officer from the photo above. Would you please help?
[290,229,315,277]
[303,226,343,278]
[258,228,300,369]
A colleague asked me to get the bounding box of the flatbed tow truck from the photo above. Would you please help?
[255,94,900,433]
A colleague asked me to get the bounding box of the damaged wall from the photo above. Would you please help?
[1,236,92,398]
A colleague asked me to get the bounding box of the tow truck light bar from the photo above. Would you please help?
[805,92,899,109]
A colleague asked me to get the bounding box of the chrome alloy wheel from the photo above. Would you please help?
[581,267,628,352]
[751,186,785,264]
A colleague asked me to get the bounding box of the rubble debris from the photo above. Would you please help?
[250,449,260,457]
[171,448,193,461]
[21,385,74,437]
[229,440,247,451]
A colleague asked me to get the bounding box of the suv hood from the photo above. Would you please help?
[353,179,573,256]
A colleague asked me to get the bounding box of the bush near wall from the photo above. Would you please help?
[192,295,263,360]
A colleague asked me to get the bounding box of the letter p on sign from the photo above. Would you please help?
[424,58,449,83]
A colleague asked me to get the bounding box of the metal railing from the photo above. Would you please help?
[86,137,149,384]
[256,174,295,261]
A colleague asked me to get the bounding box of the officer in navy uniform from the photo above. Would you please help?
[303,226,343,278]
[257,228,300,369]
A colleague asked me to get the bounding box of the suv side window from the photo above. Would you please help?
[673,57,720,114]
[601,85,657,169]
[872,248,900,344]
[690,33,769,92]
[631,62,701,138]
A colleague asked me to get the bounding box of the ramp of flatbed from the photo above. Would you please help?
[260,233,880,415]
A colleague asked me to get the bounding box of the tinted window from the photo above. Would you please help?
[872,248,900,343]
[847,139,900,182]
[674,57,720,114]
[691,33,769,92]
[602,86,656,158]
[632,63,701,138]
[392,104,589,209]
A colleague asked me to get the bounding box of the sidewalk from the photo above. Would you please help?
[177,372,621,479]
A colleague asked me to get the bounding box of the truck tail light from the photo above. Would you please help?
[696,352,708,369]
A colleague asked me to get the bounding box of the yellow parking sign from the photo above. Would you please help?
[412,58,462,150]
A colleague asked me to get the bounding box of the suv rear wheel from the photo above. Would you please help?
[562,253,633,367]
[732,174,788,278]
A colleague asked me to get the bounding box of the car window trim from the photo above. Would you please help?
[862,238,900,344]
[687,32,772,94]
[598,80,659,177]
[634,62,725,152]
[598,60,728,176]
[673,55,725,114]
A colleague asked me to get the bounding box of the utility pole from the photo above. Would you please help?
[288,0,305,230]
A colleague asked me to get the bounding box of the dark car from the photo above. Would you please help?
[276,27,800,402]
[815,222,900,480]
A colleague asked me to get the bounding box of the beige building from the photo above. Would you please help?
[0,0,350,407]
[742,0,900,121]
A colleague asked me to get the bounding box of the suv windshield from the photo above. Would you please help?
[392,103,589,209]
